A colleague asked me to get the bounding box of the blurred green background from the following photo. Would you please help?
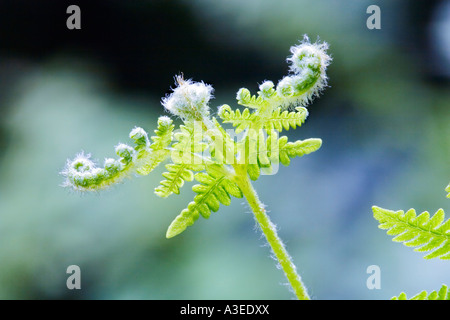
[0,0,449,300]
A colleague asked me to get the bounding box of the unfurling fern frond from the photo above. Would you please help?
[392,284,450,300]
[373,206,450,260]
[61,117,174,191]
[166,164,242,238]
[62,36,331,300]
[219,37,330,137]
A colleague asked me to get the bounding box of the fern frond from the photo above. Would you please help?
[392,285,450,300]
[373,206,450,260]
[446,182,450,199]
[61,118,174,191]
[166,164,243,238]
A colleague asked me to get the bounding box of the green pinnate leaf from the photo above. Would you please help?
[219,104,308,134]
[262,107,308,132]
[166,165,242,238]
[154,163,204,198]
[373,206,450,260]
[276,137,322,166]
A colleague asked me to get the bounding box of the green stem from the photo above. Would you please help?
[234,165,310,300]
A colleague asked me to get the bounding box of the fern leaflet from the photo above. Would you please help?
[373,206,450,260]
[219,105,308,133]
[166,164,243,238]
[262,107,308,131]
[268,135,322,167]
[154,163,204,198]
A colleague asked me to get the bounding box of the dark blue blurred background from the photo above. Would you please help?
[0,0,448,299]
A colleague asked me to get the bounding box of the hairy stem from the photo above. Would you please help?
[234,165,310,300]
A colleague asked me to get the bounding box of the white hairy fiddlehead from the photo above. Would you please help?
[162,75,214,121]
[61,116,174,191]
[234,35,331,112]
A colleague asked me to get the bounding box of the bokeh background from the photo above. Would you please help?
[0,0,449,300]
